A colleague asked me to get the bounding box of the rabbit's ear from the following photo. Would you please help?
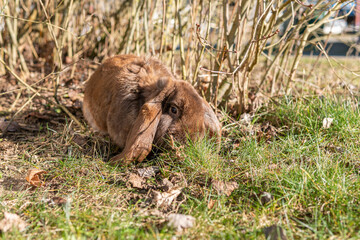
[109,101,162,164]
[109,78,173,164]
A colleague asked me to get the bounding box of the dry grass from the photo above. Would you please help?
[0,0,358,114]
[0,0,360,239]
[0,58,359,239]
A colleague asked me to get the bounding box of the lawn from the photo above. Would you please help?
[1,0,359,238]
[1,57,360,239]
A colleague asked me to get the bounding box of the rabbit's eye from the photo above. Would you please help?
[170,106,178,115]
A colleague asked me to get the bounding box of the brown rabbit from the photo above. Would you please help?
[83,54,221,164]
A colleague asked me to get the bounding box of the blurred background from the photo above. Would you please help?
[0,0,359,118]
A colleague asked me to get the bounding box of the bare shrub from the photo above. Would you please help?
[0,0,355,115]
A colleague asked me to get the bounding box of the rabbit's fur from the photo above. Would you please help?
[83,54,221,164]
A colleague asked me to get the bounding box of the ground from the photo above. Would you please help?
[0,57,359,239]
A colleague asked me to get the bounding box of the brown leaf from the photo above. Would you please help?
[128,173,145,189]
[207,199,216,210]
[17,123,39,132]
[160,178,174,191]
[324,144,344,153]
[322,118,334,129]
[68,90,82,101]
[42,197,68,207]
[0,118,20,132]
[51,197,67,206]
[72,134,88,147]
[168,172,187,188]
[167,213,195,232]
[25,112,51,121]
[25,169,47,187]
[0,212,27,232]
[137,166,160,178]
[137,208,164,218]
[212,180,239,196]
[258,191,274,205]
[152,187,182,207]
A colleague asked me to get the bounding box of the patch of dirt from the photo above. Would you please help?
[0,176,31,192]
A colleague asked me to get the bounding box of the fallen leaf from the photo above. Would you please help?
[322,118,334,129]
[0,118,20,132]
[137,208,164,218]
[325,144,344,153]
[160,178,174,191]
[128,173,145,189]
[260,122,279,141]
[72,99,82,109]
[240,113,253,125]
[42,197,68,207]
[207,199,216,210]
[17,123,39,132]
[167,213,195,232]
[0,212,27,232]
[137,166,160,178]
[52,197,68,206]
[25,111,51,121]
[72,134,88,147]
[152,188,182,207]
[168,172,187,187]
[212,180,239,196]
[68,90,82,101]
[25,169,47,187]
[259,191,274,205]
[263,225,287,240]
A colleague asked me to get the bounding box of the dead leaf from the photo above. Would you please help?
[68,90,82,101]
[72,99,82,109]
[260,122,279,141]
[167,213,195,232]
[137,166,160,178]
[240,113,253,125]
[322,118,334,129]
[137,208,164,218]
[207,199,216,210]
[128,173,145,189]
[325,144,344,153]
[168,172,187,188]
[0,118,20,132]
[42,197,68,207]
[0,212,27,232]
[25,169,47,187]
[258,191,274,205]
[17,123,39,132]
[52,197,68,206]
[212,180,239,196]
[160,178,174,191]
[152,187,182,207]
[72,134,88,147]
[25,111,51,121]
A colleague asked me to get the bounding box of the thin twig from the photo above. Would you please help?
[176,0,186,80]
[196,24,237,53]
[0,57,86,130]
[251,29,280,42]
[159,0,166,56]
[1,90,38,136]
[294,0,313,8]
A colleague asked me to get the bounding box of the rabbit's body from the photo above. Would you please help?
[83,54,221,163]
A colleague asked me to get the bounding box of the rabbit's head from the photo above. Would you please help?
[111,75,221,164]
[153,79,221,145]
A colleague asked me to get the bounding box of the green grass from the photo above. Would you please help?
[1,96,360,239]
